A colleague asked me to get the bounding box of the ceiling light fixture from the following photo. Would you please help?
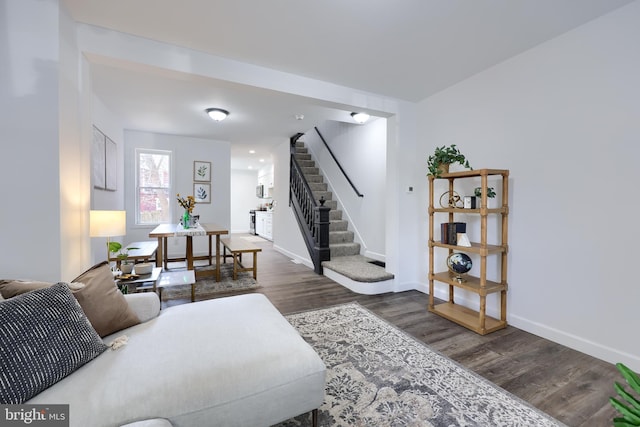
[205,108,229,121]
[351,112,370,124]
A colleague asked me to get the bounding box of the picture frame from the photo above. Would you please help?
[105,137,117,191]
[92,125,117,191]
[193,161,211,182]
[194,183,211,204]
[92,126,106,190]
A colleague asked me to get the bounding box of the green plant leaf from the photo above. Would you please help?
[611,397,640,424]
[108,242,123,253]
[615,382,640,412]
[426,144,472,177]
[619,364,640,394]
[614,417,640,427]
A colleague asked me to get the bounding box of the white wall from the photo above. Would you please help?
[123,131,231,259]
[416,1,640,370]
[89,97,127,264]
[1,0,65,281]
[230,169,258,233]
[91,99,125,211]
[305,119,387,260]
[59,1,90,279]
[271,138,314,268]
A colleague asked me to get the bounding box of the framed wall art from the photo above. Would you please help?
[105,137,117,191]
[193,161,211,182]
[92,126,106,189]
[92,125,117,191]
[194,183,211,204]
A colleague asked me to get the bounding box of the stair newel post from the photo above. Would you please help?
[313,196,331,274]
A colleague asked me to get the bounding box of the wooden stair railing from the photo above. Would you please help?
[289,133,331,274]
[314,127,363,198]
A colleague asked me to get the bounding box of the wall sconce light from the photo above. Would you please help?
[206,108,229,121]
[351,112,370,124]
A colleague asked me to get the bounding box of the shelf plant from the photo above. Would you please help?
[474,186,496,199]
[427,144,472,178]
[109,241,138,272]
[610,363,640,426]
[108,241,138,262]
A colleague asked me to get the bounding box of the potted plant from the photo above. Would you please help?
[109,242,138,274]
[427,144,472,178]
[474,187,496,199]
[610,363,640,426]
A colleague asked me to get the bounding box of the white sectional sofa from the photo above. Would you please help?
[34,292,326,426]
[0,269,326,427]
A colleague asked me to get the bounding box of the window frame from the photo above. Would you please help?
[135,148,173,226]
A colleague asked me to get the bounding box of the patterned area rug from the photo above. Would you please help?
[158,263,259,301]
[277,303,566,427]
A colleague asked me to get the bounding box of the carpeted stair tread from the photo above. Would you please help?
[329,242,361,257]
[322,256,394,283]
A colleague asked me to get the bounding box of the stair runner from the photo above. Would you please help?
[294,141,393,283]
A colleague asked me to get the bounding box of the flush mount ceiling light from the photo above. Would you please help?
[205,108,229,121]
[351,112,370,124]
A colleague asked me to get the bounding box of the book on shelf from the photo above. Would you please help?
[440,222,466,245]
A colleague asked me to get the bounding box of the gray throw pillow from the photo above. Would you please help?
[0,283,108,404]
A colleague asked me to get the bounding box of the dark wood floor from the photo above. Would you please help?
[165,236,619,427]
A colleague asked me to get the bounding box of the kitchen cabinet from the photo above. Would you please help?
[255,211,273,240]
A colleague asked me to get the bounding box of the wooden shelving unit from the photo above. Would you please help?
[428,168,509,335]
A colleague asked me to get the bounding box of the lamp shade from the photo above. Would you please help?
[90,210,126,237]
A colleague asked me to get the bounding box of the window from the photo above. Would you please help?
[136,149,171,225]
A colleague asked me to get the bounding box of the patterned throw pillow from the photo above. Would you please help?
[0,283,108,404]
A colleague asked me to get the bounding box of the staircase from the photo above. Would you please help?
[293,141,361,257]
[293,140,394,291]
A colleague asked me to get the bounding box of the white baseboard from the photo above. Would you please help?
[363,250,385,263]
[426,283,640,371]
[272,244,314,270]
[509,314,640,371]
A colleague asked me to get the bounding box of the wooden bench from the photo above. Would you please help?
[109,241,159,268]
[220,237,262,280]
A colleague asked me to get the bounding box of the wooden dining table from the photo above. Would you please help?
[149,223,228,281]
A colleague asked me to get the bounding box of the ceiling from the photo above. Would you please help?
[62,0,634,169]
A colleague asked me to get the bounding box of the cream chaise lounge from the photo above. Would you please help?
[32,292,326,426]
[0,265,326,427]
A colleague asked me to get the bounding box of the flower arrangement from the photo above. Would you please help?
[177,194,196,213]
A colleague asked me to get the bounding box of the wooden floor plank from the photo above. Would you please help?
[163,235,621,426]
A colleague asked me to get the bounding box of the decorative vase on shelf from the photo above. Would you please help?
[437,163,450,176]
[182,210,191,229]
[120,262,134,274]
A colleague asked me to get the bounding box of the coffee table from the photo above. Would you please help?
[157,270,197,303]
[115,267,162,294]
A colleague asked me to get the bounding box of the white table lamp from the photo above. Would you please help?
[90,210,126,260]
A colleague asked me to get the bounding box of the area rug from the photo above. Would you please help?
[277,303,566,427]
[158,263,259,301]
